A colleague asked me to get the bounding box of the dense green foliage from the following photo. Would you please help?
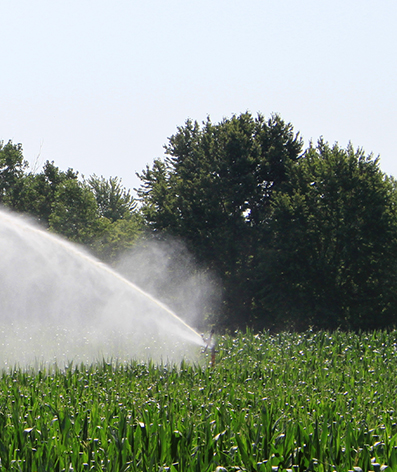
[137,113,303,328]
[0,153,143,262]
[0,140,27,206]
[267,141,397,331]
[1,330,397,471]
[138,114,397,332]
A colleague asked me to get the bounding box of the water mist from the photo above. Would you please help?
[0,209,209,368]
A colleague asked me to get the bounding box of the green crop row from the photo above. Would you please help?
[1,329,397,471]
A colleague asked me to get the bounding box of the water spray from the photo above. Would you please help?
[1,210,203,342]
[0,209,207,366]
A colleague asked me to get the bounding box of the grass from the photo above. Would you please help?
[0,329,397,471]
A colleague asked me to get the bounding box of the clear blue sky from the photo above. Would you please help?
[1,0,396,193]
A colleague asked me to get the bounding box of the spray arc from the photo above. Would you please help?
[0,209,206,367]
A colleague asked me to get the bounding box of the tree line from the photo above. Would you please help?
[2,112,397,332]
[0,140,143,261]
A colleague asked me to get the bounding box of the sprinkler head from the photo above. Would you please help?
[202,329,218,367]
[202,328,215,352]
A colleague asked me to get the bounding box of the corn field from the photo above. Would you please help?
[1,329,397,471]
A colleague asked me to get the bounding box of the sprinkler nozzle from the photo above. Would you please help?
[202,329,217,367]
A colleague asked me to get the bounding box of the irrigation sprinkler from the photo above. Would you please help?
[202,328,218,367]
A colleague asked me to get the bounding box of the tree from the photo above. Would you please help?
[86,175,136,222]
[49,179,100,244]
[48,174,144,258]
[11,161,79,225]
[83,175,143,261]
[0,139,144,263]
[138,112,303,328]
[268,140,397,331]
[90,216,144,263]
[0,140,27,205]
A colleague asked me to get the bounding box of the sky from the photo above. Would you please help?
[1,0,396,194]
